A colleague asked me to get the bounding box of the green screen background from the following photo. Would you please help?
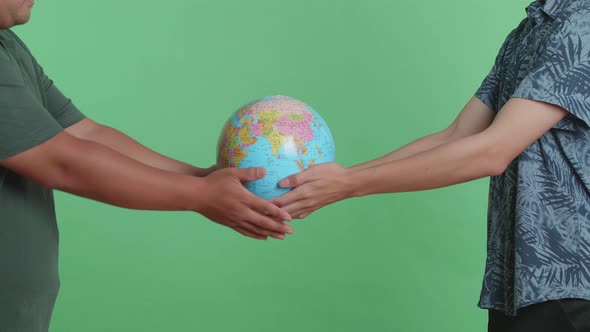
[16,0,531,331]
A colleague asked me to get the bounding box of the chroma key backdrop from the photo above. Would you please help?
[15,0,530,331]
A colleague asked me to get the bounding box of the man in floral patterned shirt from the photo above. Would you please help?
[273,0,590,330]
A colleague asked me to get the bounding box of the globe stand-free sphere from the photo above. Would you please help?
[216,95,336,199]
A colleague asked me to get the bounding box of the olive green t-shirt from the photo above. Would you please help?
[0,29,85,331]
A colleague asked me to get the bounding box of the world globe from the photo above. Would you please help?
[216,95,336,199]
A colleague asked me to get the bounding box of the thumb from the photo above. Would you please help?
[230,167,266,182]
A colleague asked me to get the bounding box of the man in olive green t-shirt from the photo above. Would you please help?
[0,1,292,331]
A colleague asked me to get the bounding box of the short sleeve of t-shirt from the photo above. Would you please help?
[7,30,86,128]
[0,56,62,160]
[35,62,85,128]
[512,11,590,128]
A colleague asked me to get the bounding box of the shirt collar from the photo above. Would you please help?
[0,31,14,49]
[538,0,577,19]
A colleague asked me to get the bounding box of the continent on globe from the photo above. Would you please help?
[216,95,336,199]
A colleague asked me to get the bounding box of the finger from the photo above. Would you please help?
[295,209,315,219]
[283,201,310,219]
[279,164,328,188]
[250,195,292,222]
[229,167,267,182]
[233,227,268,240]
[244,208,293,235]
[240,221,286,240]
[253,207,291,223]
[279,172,305,188]
[271,187,305,208]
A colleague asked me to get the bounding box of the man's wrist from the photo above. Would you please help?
[181,176,210,212]
[344,168,366,199]
[346,167,375,198]
[189,164,218,177]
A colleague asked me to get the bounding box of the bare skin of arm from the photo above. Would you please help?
[273,98,568,219]
[350,97,496,171]
[65,118,216,177]
[1,132,292,240]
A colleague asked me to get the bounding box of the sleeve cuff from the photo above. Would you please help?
[54,101,86,128]
[0,121,62,160]
[512,85,590,131]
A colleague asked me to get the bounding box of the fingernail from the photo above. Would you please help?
[279,179,289,188]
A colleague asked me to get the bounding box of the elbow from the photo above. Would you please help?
[487,159,509,177]
[37,158,72,191]
[38,137,88,192]
[467,132,512,177]
[480,147,510,177]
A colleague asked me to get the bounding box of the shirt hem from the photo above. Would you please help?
[478,294,590,316]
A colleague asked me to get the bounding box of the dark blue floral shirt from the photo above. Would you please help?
[475,0,590,316]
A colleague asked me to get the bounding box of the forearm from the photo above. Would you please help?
[87,125,213,177]
[350,132,500,197]
[52,137,205,211]
[350,128,454,171]
[351,97,497,171]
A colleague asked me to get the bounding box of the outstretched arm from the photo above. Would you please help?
[274,98,567,218]
[350,97,495,171]
[1,132,292,240]
[66,118,216,177]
